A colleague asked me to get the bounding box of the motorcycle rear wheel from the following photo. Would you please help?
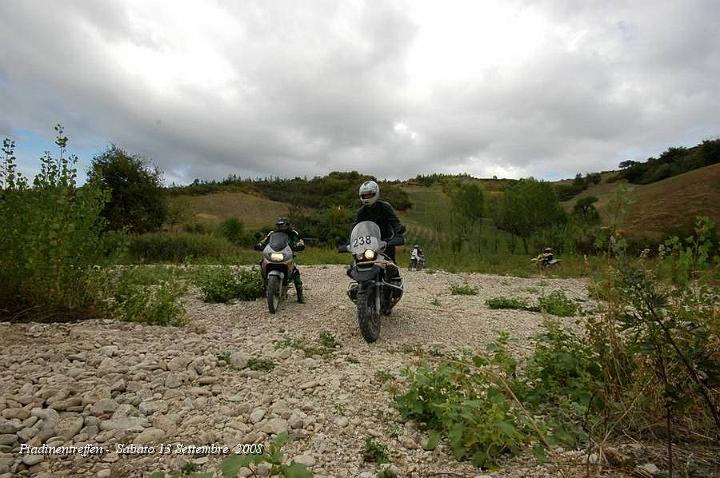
[267,275,281,314]
[357,287,380,343]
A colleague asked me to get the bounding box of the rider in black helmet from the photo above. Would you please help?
[256,217,305,303]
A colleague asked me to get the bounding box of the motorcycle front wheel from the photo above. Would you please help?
[357,286,381,343]
[267,275,281,314]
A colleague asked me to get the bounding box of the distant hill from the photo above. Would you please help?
[563,163,720,237]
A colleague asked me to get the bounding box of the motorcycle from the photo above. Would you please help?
[338,221,405,343]
[409,254,425,271]
[254,232,304,313]
[531,254,560,271]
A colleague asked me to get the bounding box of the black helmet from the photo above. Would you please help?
[276,217,290,231]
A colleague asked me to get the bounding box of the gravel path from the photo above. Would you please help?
[0,266,601,478]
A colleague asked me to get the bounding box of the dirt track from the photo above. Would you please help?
[0,266,598,478]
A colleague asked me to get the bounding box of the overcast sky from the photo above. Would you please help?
[1,0,719,184]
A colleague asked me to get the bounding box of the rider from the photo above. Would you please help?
[410,244,424,266]
[541,247,554,266]
[354,180,405,263]
[256,217,305,303]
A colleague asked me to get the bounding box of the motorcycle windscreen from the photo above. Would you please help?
[267,231,289,251]
[348,221,385,254]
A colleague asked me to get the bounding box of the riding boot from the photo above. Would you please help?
[295,283,305,303]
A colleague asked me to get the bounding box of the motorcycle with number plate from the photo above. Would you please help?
[257,232,298,313]
[338,221,404,343]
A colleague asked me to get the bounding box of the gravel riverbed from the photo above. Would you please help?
[0,265,607,478]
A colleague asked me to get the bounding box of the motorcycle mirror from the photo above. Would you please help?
[337,244,349,253]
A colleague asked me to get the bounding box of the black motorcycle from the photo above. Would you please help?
[338,221,405,343]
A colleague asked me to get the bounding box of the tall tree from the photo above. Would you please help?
[494,178,566,253]
[88,145,167,233]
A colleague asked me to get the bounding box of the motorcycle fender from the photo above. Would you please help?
[350,265,380,282]
[268,270,285,282]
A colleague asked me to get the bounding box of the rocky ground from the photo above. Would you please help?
[0,265,607,478]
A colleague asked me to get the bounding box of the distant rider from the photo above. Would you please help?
[410,244,424,269]
[255,217,305,303]
[353,180,405,263]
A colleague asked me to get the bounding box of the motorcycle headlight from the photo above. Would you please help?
[270,252,284,262]
[363,249,376,260]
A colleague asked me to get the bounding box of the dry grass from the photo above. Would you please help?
[169,191,289,229]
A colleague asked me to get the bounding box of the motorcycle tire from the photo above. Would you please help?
[357,287,381,343]
[267,275,281,314]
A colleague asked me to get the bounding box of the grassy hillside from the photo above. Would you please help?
[169,191,289,229]
[564,163,720,236]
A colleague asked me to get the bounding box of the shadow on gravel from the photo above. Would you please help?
[0,307,96,324]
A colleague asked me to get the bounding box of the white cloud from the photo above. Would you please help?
[0,0,718,183]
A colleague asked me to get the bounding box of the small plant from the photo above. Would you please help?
[363,437,390,464]
[274,332,339,357]
[374,370,393,384]
[430,298,441,306]
[193,266,263,303]
[216,351,231,365]
[538,290,578,317]
[318,331,340,350]
[485,296,536,311]
[247,357,275,372]
[179,462,200,475]
[449,283,478,295]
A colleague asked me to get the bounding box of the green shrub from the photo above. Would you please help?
[193,266,263,303]
[129,232,235,262]
[247,357,275,372]
[538,290,578,317]
[449,284,478,295]
[274,331,340,357]
[485,296,536,311]
[220,217,254,246]
[362,437,390,464]
[0,127,110,317]
[90,266,188,326]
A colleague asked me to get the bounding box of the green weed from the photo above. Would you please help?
[449,284,479,295]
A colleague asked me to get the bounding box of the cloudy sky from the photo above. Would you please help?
[1,0,719,184]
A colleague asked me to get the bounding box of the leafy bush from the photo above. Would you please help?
[449,284,479,295]
[90,266,188,326]
[274,331,341,357]
[0,127,110,318]
[220,217,255,246]
[88,145,167,233]
[193,266,263,303]
[129,232,236,262]
[538,290,578,317]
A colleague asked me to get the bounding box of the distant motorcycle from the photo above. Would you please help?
[338,221,405,343]
[531,253,560,271]
[409,255,425,271]
[255,232,304,313]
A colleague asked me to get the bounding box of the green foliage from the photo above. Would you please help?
[492,179,567,253]
[129,232,236,262]
[485,297,537,311]
[619,139,720,185]
[220,217,254,246]
[274,331,341,357]
[247,357,275,372]
[362,437,390,464]
[572,196,600,224]
[0,126,111,317]
[88,145,167,233]
[90,266,188,326]
[661,216,717,285]
[193,266,263,303]
[289,204,354,244]
[395,336,532,468]
[449,284,478,295]
[538,290,578,317]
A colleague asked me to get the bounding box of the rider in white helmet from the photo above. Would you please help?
[354,180,405,262]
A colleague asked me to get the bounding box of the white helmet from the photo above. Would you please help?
[359,180,380,206]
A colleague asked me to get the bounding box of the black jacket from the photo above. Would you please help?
[354,201,405,240]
